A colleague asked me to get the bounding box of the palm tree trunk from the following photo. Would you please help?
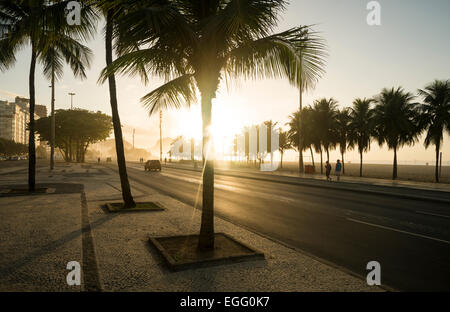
[106,10,135,208]
[28,45,37,192]
[326,147,330,162]
[393,147,398,180]
[360,151,363,177]
[280,152,283,169]
[50,66,55,170]
[199,90,214,250]
[310,147,315,168]
[341,151,345,175]
[320,149,323,174]
[435,144,440,183]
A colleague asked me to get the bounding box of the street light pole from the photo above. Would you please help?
[160,110,163,162]
[68,92,75,109]
[49,80,55,170]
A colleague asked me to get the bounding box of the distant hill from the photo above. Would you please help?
[88,138,151,161]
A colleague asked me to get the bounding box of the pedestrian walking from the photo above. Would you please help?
[335,159,342,181]
[325,161,332,182]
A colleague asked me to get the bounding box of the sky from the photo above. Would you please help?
[1,0,449,164]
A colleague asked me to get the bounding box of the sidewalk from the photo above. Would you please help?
[0,162,382,292]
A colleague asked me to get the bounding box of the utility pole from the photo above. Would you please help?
[49,82,55,170]
[298,82,304,174]
[68,92,75,109]
[160,110,163,161]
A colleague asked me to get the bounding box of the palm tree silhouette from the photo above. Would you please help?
[312,98,338,165]
[373,87,420,180]
[278,130,291,169]
[348,98,374,177]
[295,33,327,174]
[418,80,450,183]
[335,108,351,175]
[96,1,136,208]
[0,0,95,191]
[100,1,323,250]
[40,22,94,170]
[287,107,317,170]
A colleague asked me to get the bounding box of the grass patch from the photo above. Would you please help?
[105,202,165,213]
[149,233,264,271]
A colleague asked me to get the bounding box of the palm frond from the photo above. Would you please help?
[141,74,197,116]
[226,26,327,89]
[99,45,186,84]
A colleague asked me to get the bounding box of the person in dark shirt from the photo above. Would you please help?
[325,161,332,182]
[335,159,342,181]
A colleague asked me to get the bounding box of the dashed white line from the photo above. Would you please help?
[346,218,450,244]
[415,211,450,219]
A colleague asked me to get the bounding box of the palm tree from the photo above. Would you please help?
[39,24,93,170]
[100,1,323,250]
[296,33,327,174]
[278,130,291,169]
[348,98,374,177]
[95,1,136,208]
[312,98,338,163]
[418,80,450,183]
[373,87,420,180]
[335,108,351,174]
[287,107,316,169]
[0,0,95,190]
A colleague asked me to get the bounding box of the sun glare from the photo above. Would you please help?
[179,100,244,154]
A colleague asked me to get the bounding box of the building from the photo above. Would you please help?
[15,96,47,118]
[0,96,43,144]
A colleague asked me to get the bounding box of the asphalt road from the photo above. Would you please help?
[123,163,450,291]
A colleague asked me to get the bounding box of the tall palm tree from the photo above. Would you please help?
[39,26,93,170]
[278,130,291,169]
[296,33,327,174]
[95,1,136,208]
[312,98,338,163]
[0,0,95,191]
[100,0,323,250]
[373,87,420,180]
[348,98,374,177]
[418,80,450,183]
[335,108,350,174]
[287,107,316,169]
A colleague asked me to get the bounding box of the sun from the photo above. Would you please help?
[178,100,244,158]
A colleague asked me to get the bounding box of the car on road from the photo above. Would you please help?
[145,160,161,172]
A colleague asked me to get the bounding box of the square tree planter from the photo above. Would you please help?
[105,202,165,213]
[149,233,265,271]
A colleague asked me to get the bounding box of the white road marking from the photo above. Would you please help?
[347,218,450,244]
[415,211,450,219]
